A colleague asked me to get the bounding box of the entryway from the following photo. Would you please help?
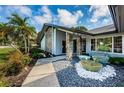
[73,39,77,53]
[62,40,66,53]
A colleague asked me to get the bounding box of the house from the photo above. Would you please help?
[37,5,124,60]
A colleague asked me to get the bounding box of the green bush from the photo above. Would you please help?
[0,63,7,77]
[109,57,124,65]
[0,51,24,76]
[31,52,44,59]
[0,70,10,87]
[22,55,32,66]
[0,78,10,87]
[5,50,24,76]
[30,48,44,54]
[5,62,23,76]
[0,80,10,87]
[8,50,23,63]
[80,60,103,72]
[29,48,53,59]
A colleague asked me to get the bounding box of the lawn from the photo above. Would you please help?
[0,48,15,63]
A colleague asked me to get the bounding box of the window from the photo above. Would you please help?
[97,37,112,52]
[91,39,95,51]
[114,36,122,53]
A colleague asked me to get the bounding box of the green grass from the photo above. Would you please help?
[0,48,15,63]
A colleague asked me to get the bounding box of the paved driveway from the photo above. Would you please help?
[22,56,66,87]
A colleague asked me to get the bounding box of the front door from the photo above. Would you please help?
[82,38,86,53]
[62,40,66,53]
[73,40,77,53]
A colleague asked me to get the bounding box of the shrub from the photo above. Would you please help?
[0,69,10,87]
[8,50,23,63]
[109,57,124,65]
[22,55,32,66]
[5,50,24,76]
[29,48,53,59]
[29,48,45,59]
[29,48,44,54]
[0,77,10,87]
[92,55,109,64]
[80,60,103,72]
[5,62,23,76]
[0,63,7,77]
[31,52,44,59]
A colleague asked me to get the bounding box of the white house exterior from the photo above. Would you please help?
[85,25,124,57]
[38,24,124,57]
[37,5,124,58]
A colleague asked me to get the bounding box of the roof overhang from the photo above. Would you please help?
[37,23,119,44]
[109,5,124,32]
[37,23,93,44]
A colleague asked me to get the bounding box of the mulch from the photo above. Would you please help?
[7,59,37,87]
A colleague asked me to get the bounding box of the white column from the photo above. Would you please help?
[86,37,91,53]
[52,27,56,55]
[122,35,124,54]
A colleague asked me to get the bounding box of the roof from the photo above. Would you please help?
[37,23,93,44]
[37,23,118,44]
[43,23,92,35]
[88,24,116,34]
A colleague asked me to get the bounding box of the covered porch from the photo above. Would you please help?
[65,32,89,61]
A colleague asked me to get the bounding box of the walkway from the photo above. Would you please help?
[22,56,66,87]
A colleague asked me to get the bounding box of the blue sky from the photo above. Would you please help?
[0,5,113,32]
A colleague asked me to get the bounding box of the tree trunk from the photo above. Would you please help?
[10,43,22,55]
[27,38,30,54]
[22,34,28,54]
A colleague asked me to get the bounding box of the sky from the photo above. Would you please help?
[0,5,113,32]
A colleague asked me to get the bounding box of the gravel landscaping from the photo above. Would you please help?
[52,56,124,87]
[75,63,116,81]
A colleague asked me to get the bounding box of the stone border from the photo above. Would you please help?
[75,63,116,81]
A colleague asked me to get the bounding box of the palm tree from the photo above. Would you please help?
[0,22,23,54]
[0,23,14,45]
[7,13,36,53]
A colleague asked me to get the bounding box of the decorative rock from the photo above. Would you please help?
[52,57,124,87]
[75,63,116,81]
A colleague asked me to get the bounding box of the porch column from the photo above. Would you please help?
[77,36,82,55]
[66,33,73,61]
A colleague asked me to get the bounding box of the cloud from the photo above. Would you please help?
[57,9,83,26]
[33,6,84,31]
[89,5,110,23]
[3,5,32,17]
[13,6,32,16]
[34,6,52,25]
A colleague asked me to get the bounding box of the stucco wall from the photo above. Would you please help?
[40,35,46,50]
[45,28,53,53]
[40,28,66,55]
[56,30,66,55]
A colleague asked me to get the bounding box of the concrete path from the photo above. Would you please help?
[22,56,66,87]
